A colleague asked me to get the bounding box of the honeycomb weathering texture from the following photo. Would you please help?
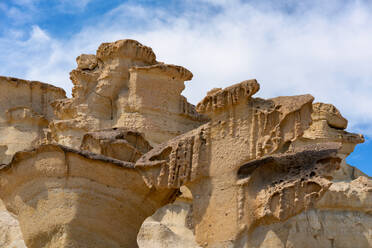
[0,39,370,248]
[196,79,260,114]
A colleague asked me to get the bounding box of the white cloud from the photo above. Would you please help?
[57,0,93,12]
[8,0,92,15]
[0,3,34,24]
[0,0,372,137]
[28,25,50,42]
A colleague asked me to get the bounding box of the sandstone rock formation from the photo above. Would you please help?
[293,102,366,181]
[49,39,206,149]
[0,199,26,248]
[0,39,370,248]
[0,144,176,248]
[137,202,201,248]
[137,98,371,247]
[0,76,66,165]
[80,128,153,162]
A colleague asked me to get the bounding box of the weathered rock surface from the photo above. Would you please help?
[293,102,366,181]
[137,99,371,248]
[50,39,207,149]
[244,209,371,248]
[138,175,372,248]
[0,144,176,248]
[244,175,372,248]
[137,202,201,248]
[0,76,66,165]
[80,128,152,162]
[0,39,370,248]
[0,199,26,248]
[136,80,349,246]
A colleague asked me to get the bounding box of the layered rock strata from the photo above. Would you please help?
[50,39,207,148]
[0,144,176,248]
[136,80,350,247]
[137,93,371,248]
[0,76,66,164]
[0,39,370,248]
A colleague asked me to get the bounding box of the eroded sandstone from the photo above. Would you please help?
[0,39,370,248]
[0,144,176,248]
[50,39,206,149]
[0,76,66,165]
[137,202,201,248]
[0,199,26,248]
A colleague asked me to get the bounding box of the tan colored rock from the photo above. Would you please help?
[0,39,370,248]
[312,102,348,129]
[76,54,98,70]
[0,76,66,164]
[139,201,372,248]
[137,202,201,248]
[0,199,26,248]
[243,176,372,248]
[140,175,372,248]
[237,145,341,231]
[80,128,152,162]
[137,97,370,248]
[0,144,176,248]
[316,176,372,212]
[136,80,346,247]
[115,63,206,145]
[293,102,366,181]
[50,39,207,149]
[244,209,371,248]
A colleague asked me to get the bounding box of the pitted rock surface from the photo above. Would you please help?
[0,39,369,248]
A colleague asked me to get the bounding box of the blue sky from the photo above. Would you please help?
[0,0,371,175]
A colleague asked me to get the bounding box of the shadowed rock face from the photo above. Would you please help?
[237,145,341,231]
[0,39,370,248]
[80,128,153,162]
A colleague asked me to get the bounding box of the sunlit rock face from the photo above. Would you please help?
[0,199,26,248]
[49,39,207,149]
[293,102,366,181]
[137,201,201,248]
[0,144,176,248]
[0,39,370,248]
[0,76,66,165]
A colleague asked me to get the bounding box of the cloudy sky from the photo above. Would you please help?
[0,0,370,175]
